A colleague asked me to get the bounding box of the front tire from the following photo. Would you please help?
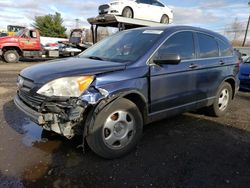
[122,7,133,18]
[86,98,143,159]
[3,50,19,63]
[206,82,232,117]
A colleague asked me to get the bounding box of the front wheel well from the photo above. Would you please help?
[224,78,235,99]
[123,93,147,123]
[2,46,22,56]
[122,6,134,17]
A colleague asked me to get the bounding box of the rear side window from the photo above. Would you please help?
[138,0,151,4]
[218,40,233,56]
[156,31,195,60]
[197,33,219,58]
[151,0,164,7]
[30,31,37,38]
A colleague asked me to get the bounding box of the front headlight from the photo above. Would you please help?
[37,76,94,97]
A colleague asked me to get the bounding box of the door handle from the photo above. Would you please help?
[220,61,225,65]
[189,64,198,69]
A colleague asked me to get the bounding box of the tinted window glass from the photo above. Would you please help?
[151,0,164,7]
[156,31,195,60]
[218,40,233,56]
[138,0,151,4]
[198,33,219,58]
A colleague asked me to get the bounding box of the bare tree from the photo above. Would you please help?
[84,27,110,43]
[224,18,245,46]
[97,27,109,41]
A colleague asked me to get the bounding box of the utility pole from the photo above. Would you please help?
[75,18,80,29]
[242,2,250,46]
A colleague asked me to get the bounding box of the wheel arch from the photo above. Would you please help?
[84,90,148,137]
[224,77,236,99]
[122,6,134,17]
[122,92,148,123]
[161,14,169,22]
[2,46,22,56]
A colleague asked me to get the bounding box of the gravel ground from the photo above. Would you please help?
[0,60,250,188]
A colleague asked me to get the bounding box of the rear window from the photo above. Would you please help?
[197,33,219,58]
[218,40,233,57]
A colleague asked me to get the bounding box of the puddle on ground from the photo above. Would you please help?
[22,121,46,147]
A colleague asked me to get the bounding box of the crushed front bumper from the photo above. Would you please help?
[14,87,109,138]
[14,95,85,139]
[14,95,45,125]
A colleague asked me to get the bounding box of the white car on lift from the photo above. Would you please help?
[99,0,173,24]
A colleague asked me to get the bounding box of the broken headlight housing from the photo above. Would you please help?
[37,76,94,97]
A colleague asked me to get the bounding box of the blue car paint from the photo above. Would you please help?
[15,25,239,135]
[239,63,250,90]
[20,58,126,84]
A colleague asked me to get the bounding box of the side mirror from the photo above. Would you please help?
[153,53,181,65]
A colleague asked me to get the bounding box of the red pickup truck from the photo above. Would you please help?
[0,28,44,63]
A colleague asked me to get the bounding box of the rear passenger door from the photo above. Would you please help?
[150,31,198,113]
[193,32,223,103]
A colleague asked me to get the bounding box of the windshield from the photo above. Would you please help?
[15,29,25,37]
[79,29,164,63]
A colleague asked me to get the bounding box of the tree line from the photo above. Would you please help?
[33,12,110,41]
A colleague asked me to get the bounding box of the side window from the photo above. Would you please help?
[22,31,29,38]
[155,31,195,60]
[197,33,219,58]
[151,0,164,7]
[218,40,233,57]
[138,0,151,4]
[30,31,37,38]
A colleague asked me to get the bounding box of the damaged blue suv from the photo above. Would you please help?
[15,26,239,158]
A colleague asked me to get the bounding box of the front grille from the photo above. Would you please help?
[18,76,46,111]
[99,4,110,14]
[18,76,34,92]
[19,90,45,108]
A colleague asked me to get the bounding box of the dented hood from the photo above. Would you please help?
[20,57,126,83]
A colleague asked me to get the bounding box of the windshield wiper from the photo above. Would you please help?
[86,56,104,61]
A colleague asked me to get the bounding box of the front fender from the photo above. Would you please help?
[1,44,21,51]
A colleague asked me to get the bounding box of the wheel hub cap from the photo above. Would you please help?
[103,111,135,149]
[114,123,126,136]
[218,88,229,111]
[8,53,16,61]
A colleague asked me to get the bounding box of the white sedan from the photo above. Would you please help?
[99,0,173,24]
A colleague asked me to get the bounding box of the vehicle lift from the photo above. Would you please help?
[87,14,166,44]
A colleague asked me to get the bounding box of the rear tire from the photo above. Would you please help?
[206,82,232,117]
[86,98,143,159]
[3,50,19,63]
[160,15,169,24]
[122,7,133,18]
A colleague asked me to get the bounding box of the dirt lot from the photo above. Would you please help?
[0,59,250,188]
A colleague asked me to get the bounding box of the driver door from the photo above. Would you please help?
[150,31,199,113]
[19,30,40,50]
